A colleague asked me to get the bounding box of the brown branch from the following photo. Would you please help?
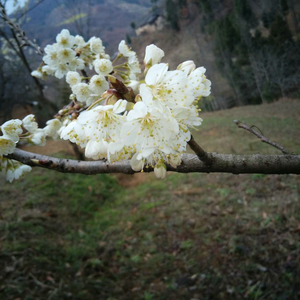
[0,3,44,55]
[234,120,291,155]
[6,148,300,175]
[188,135,213,164]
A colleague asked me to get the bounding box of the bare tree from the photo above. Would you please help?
[253,44,300,99]
[270,50,300,98]
[0,1,57,122]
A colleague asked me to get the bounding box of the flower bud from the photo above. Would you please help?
[130,153,144,171]
[106,95,119,106]
[134,95,142,102]
[169,155,182,168]
[177,60,196,75]
[154,163,167,179]
[144,44,164,67]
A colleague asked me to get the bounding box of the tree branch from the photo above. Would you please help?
[187,135,213,164]
[234,120,291,154]
[0,3,44,55]
[6,148,300,175]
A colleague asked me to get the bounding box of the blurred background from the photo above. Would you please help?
[1,0,300,299]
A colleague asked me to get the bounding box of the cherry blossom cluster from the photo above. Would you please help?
[31,29,109,79]
[1,29,211,182]
[0,116,61,182]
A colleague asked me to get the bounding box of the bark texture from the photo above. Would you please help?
[7,148,300,175]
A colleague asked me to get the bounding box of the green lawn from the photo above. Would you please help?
[0,100,300,299]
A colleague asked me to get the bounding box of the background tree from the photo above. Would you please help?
[0,0,57,123]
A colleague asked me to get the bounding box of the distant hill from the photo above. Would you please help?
[18,0,151,54]
[131,0,300,110]
[8,0,300,113]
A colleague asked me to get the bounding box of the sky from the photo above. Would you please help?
[5,0,27,14]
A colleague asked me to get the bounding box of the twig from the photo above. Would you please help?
[0,4,44,55]
[234,120,291,155]
[29,273,56,290]
[188,135,213,164]
[47,288,58,300]
[16,0,46,22]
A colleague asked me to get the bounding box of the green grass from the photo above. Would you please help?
[195,99,300,155]
[0,100,300,299]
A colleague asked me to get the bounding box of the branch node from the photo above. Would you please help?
[187,136,213,165]
[31,159,40,164]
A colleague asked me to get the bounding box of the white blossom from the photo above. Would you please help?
[172,106,203,128]
[85,139,108,160]
[93,59,113,76]
[5,159,32,183]
[42,65,55,76]
[66,71,82,87]
[102,53,111,60]
[0,136,16,155]
[31,70,45,79]
[189,67,211,98]
[56,29,75,48]
[77,99,127,144]
[72,83,91,102]
[89,75,109,95]
[30,129,46,146]
[7,33,212,180]
[1,119,23,142]
[60,120,87,147]
[129,54,141,70]
[118,40,135,57]
[43,44,59,66]
[22,114,38,133]
[69,58,85,70]
[89,37,105,54]
[75,35,86,47]
[57,48,76,63]
[121,102,178,160]
[140,63,194,109]
[54,63,70,79]
[44,119,62,140]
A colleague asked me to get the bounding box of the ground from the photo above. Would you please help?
[0,99,300,300]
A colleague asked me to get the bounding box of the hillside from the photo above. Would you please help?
[1,0,299,126]
[19,0,151,54]
[131,0,300,109]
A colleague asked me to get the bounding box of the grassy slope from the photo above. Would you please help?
[0,100,300,300]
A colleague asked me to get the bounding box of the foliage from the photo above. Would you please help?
[169,0,300,107]
[211,0,300,105]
